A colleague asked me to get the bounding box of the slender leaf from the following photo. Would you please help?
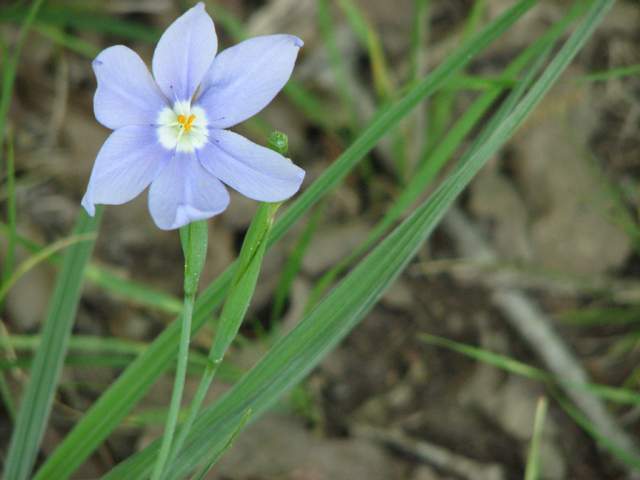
[4,208,102,480]
[524,397,549,480]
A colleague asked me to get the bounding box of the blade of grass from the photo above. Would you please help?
[270,201,327,327]
[0,233,96,305]
[3,208,102,480]
[523,397,549,480]
[0,0,46,175]
[316,0,362,134]
[0,131,18,420]
[420,331,640,469]
[32,3,541,479]
[0,222,183,314]
[188,409,251,480]
[338,0,393,101]
[1,5,161,43]
[1,132,17,312]
[555,391,640,470]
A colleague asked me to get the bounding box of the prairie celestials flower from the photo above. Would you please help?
[82,2,305,230]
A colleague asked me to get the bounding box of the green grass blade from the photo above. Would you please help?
[0,233,96,305]
[189,409,252,480]
[3,208,102,480]
[316,0,362,133]
[1,5,161,43]
[555,393,640,470]
[524,397,549,480]
[32,3,540,479]
[0,132,18,419]
[421,332,640,467]
[0,0,46,171]
[0,222,183,314]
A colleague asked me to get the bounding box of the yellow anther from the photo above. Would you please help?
[177,114,187,124]
[184,114,196,132]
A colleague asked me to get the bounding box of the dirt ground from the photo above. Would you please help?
[3,0,640,479]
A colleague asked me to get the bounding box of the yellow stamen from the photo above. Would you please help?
[184,114,196,132]
[177,114,187,124]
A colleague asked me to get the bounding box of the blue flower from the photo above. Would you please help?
[82,2,305,230]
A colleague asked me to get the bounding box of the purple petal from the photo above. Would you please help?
[199,130,304,202]
[196,35,303,129]
[82,126,172,215]
[148,151,230,230]
[93,46,168,130]
[152,2,217,103]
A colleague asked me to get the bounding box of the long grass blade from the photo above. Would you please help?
[3,208,102,480]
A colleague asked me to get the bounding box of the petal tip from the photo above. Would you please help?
[293,36,304,48]
[81,195,96,217]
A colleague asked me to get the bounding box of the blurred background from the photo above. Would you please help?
[2,0,640,478]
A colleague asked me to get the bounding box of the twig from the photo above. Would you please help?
[441,205,640,470]
[351,423,505,480]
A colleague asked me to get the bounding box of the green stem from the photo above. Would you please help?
[151,220,207,480]
[163,202,279,475]
[150,292,194,480]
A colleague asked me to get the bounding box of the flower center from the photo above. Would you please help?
[157,101,208,153]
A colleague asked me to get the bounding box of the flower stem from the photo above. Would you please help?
[150,291,194,480]
[165,202,280,470]
[151,220,208,480]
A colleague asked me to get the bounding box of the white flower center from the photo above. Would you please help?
[157,101,208,153]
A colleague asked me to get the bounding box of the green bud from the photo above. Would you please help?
[267,131,289,156]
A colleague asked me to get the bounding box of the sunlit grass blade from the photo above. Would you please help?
[420,332,640,468]
[316,0,363,135]
[420,333,640,405]
[3,208,102,480]
[98,3,615,477]
[270,201,327,326]
[0,222,183,314]
[524,397,549,480]
[338,0,393,101]
[0,131,18,419]
[0,4,160,43]
[0,334,243,380]
[0,233,96,305]
[555,391,640,470]
[32,3,541,479]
